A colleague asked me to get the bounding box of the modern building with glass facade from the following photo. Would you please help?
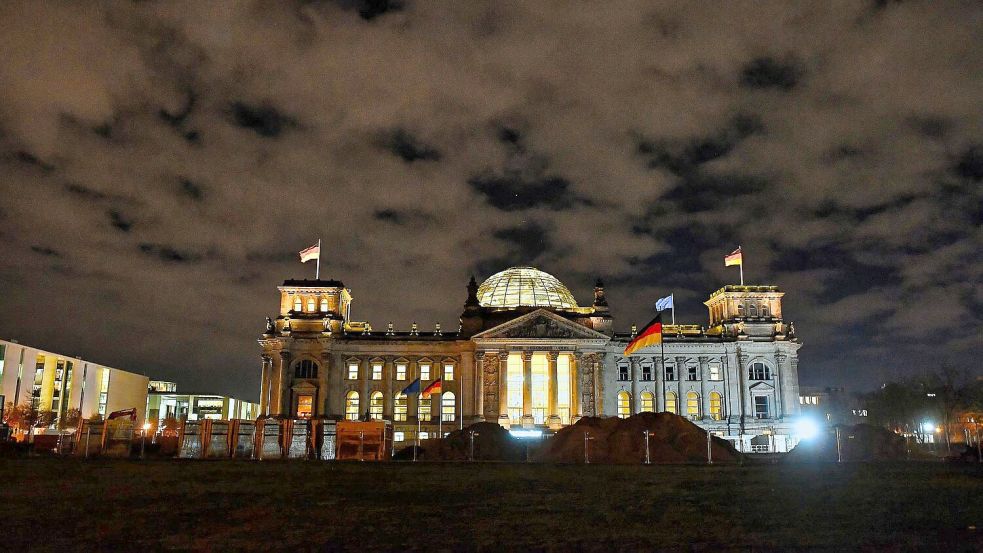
[0,338,150,427]
[146,380,261,423]
[258,267,805,452]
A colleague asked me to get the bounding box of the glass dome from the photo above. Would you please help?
[476,267,578,309]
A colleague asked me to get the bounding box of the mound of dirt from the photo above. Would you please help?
[786,424,908,462]
[426,422,527,461]
[535,412,740,464]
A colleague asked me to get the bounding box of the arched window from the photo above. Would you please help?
[737,303,745,316]
[441,392,455,422]
[418,396,432,421]
[345,391,359,421]
[686,392,701,419]
[749,304,757,317]
[369,391,383,420]
[319,298,328,312]
[640,391,655,413]
[293,297,302,312]
[665,392,678,414]
[709,392,724,420]
[294,359,318,379]
[760,304,769,317]
[749,362,772,380]
[394,393,407,422]
[306,297,316,312]
[617,391,631,419]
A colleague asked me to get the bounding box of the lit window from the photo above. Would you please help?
[641,364,652,381]
[419,363,431,381]
[296,395,313,418]
[306,298,316,312]
[396,363,407,381]
[686,392,701,419]
[618,365,629,381]
[443,363,454,381]
[394,431,405,442]
[799,396,805,405]
[418,397,432,421]
[709,392,724,420]
[708,364,721,381]
[419,431,430,440]
[369,391,383,419]
[749,362,771,380]
[664,363,676,381]
[737,304,744,316]
[754,396,769,419]
[293,297,302,312]
[394,393,407,422]
[687,365,699,381]
[640,391,655,413]
[617,391,631,419]
[665,392,677,414]
[345,391,359,421]
[749,304,757,317]
[761,304,769,317]
[347,362,359,380]
[294,359,318,379]
[441,392,456,422]
[320,298,328,312]
[372,362,383,380]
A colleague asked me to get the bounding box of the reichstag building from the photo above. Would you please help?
[258,266,804,452]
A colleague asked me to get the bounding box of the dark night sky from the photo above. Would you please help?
[0,1,980,400]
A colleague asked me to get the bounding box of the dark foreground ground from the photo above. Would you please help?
[1,459,980,552]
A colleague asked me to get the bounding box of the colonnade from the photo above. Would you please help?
[489,350,582,428]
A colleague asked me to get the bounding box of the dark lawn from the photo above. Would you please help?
[0,459,980,551]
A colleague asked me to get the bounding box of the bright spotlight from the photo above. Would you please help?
[921,421,935,433]
[796,418,820,440]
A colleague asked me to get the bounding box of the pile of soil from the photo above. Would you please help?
[535,412,740,464]
[424,422,527,461]
[786,424,908,462]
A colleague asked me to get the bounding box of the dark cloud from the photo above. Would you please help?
[159,90,196,127]
[229,102,296,137]
[469,171,575,211]
[178,178,204,201]
[739,56,802,91]
[15,150,54,172]
[30,245,61,257]
[954,146,983,182]
[383,129,441,163]
[336,0,405,21]
[138,243,200,263]
[636,113,763,175]
[108,209,133,232]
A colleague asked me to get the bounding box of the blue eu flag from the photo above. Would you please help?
[401,378,421,395]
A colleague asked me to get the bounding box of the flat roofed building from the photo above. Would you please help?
[146,381,260,422]
[0,338,150,427]
[259,267,805,453]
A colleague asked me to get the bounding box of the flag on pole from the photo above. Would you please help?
[623,314,663,356]
[299,243,320,263]
[655,294,674,312]
[724,247,742,267]
[401,378,421,395]
[422,379,442,398]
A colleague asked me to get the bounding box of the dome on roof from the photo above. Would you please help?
[476,267,578,309]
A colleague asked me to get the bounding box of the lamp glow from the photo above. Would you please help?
[795,418,819,440]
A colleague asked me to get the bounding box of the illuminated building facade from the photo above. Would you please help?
[259,267,804,452]
[146,380,261,423]
[0,338,150,426]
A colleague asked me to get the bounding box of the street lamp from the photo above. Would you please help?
[643,431,654,464]
[140,422,151,459]
[583,431,594,464]
[469,429,480,462]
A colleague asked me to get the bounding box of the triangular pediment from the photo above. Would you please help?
[472,309,609,341]
[748,381,775,391]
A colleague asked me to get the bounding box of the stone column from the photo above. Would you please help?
[384,357,394,418]
[278,351,291,416]
[653,356,663,412]
[319,351,332,417]
[498,352,509,424]
[629,357,638,414]
[698,356,709,420]
[521,351,534,428]
[461,350,475,422]
[571,352,581,419]
[408,358,419,422]
[580,353,595,417]
[547,352,560,429]
[260,355,272,416]
[774,352,786,418]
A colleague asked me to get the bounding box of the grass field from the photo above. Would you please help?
[1,458,980,551]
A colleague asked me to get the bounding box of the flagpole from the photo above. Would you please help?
[670,294,675,326]
[315,239,321,280]
[738,245,744,286]
[660,327,667,413]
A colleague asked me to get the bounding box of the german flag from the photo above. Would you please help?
[422,378,442,398]
[623,314,663,356]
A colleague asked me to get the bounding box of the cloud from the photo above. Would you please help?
[0,1,980,397]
